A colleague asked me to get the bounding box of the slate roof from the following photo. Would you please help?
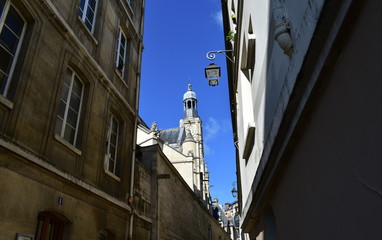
[137,115,150,129]
[212,204,229,226]
[157,127,186,146]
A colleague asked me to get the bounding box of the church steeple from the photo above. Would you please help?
[183,84,198,118]
[179,84,210,205]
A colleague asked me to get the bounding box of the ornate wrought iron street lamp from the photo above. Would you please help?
[231,187,238,198]
[204,63,221,86]
[204,50,234,86]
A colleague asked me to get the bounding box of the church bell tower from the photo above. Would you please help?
[180,84,210,204]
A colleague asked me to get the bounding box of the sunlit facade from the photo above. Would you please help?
[0,0,146,239]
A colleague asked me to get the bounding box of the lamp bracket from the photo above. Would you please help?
[206,50,234,63]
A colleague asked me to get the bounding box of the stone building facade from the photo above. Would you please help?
[222,0,382,239]
[136,124,230,240]
[0,0,145,239]
[135,85,230,239]
[212,200,240,240]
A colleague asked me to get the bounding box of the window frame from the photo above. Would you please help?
[78,0,98,33]
[115,28,128,80]
[56,68,84,148]
[105,113,120,177]
[0,0,26,98]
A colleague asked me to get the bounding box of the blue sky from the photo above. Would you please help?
[139,0,237,205]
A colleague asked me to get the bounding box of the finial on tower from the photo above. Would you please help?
[188,84,192,91]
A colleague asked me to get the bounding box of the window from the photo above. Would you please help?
[78,0,98,33]
[115,29,128,79]
[35,212,65,240]
[55,68,84,147]
[0,0,26,98]
[243,121,256,161]
[240,16,255,83]
[105,113,119,176]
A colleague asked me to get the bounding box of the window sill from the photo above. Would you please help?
[77,16,99,45]
[0,95,13,109]
[105,169,121,182]
[55,134,82,156]
[114,69,129,89]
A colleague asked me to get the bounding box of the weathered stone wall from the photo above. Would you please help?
[133,160,152,239]
[0,151,130,240]
[0,0,144,239]
[0,0,143,200]
[138,145,230,240]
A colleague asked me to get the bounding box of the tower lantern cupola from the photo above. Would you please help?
[183,84,198,118]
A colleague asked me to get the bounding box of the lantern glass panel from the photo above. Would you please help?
[209,79,218,86]
[206,68,219,78]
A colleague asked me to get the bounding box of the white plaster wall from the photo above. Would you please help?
[236,0,271,206]
[162,144,194,190]
[233,0,326,217]
[136,126,159,147]
[236,73,255,201]
[136,127,147,144]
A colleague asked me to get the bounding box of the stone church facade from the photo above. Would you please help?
[135,84,229,239]
[138,84,211,206]
[159,84,210,204]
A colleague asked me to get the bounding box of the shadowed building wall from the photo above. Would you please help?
[222,0,382,239]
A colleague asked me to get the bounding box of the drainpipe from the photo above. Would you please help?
[127,53,142,240]
[126,75,139,239]
[127,0,146,238]
[128,141,136,240]
[127,59,140,240]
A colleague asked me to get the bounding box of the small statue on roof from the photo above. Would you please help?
[150,121,157,132]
